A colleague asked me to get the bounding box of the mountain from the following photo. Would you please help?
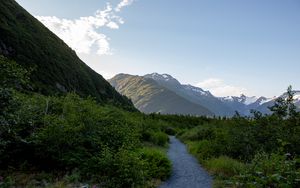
[144,73,235,116]
[219,95,271,115]
[109,74,214,116]
[0,0,133,108]
[256,91,300,114]
[109,72,300,116]
[221,91,300,115]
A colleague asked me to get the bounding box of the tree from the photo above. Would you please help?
[286,85,297,117]
[0,55,30,90]
[269,85,296,118]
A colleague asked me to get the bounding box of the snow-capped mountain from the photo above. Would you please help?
[144,73,182,92]
[144,73,235,116]
[110,72,299,117]
[252,91,300,115]
[182,84,212,97]
[144,73,181,86]
[220,94,264,106]
[145,73,213,97]
[219,95,272,115]
[145,73,174,81]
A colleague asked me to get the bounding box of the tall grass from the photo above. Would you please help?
[204,156,246,178]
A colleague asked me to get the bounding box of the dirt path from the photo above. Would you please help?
[159,136,212,188]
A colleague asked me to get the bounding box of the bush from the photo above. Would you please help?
[164,127,176,135]
[187,140,217,161]
[233,153,300,187]
[205,156,246,178]
[149,132,169,147]
[82,148,146,188]
[138,148,171,180]
[181,126,215,141]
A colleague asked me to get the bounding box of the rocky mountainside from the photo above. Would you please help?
[110,72,300,116]
[109,74,214,116]
[144,73,235,116]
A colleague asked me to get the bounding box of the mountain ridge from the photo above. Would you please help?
[143,73,235,116]
[110,73,300,116]
[109,74,214,116]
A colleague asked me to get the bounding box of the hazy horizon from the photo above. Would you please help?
[16,0,300,97]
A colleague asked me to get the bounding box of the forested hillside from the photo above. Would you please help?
[0,56,172,187]
[0,0,133,109]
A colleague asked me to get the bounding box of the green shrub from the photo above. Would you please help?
[149,132,169,147]
[205,156,246,178]
[0,91,172,187]
[138,147,171,180]
[164,127,176,135]
[233,153,300,187]
[181,126,215,141]
[63,169,81,183]
[0,176,15,188]
[187,140,217,161]
[104,149,146,188]
[80,148,146,187]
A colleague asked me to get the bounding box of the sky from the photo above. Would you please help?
[16,0,300,97]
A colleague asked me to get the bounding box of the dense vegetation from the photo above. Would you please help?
[0,0,133,109]
[177,88,300,187]
[2,55,300,187]
[0,56,171,187]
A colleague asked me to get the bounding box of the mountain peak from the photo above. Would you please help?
[221,94,260,105]
[145,73,175,81]
[182,84,212,97]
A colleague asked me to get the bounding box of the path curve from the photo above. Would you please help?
[159,136,212,188]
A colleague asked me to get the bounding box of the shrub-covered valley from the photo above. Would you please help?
[1,0,299,187]
[1,55,300,187]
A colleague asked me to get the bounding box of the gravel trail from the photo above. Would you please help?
[159,136,212,188]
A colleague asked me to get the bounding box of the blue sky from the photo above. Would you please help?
[16,0,300,97]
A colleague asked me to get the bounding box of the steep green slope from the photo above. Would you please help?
[109,74,214,116]
[0,0,133,108]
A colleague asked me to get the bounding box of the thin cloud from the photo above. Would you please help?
[197,78,248,97]
[36,1,135,55]
[115,0,135,12]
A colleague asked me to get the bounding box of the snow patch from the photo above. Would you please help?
[223,96,234,101]
[294,94,300,101]
[244,96,259,105]
[259,97,276,105]
[184,85,209,96]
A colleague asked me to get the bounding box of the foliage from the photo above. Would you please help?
[269,85,297,118]
[179,86,300,187]
[233,153,300,188]
[0,92,173,187]
[149,132,169,147]
[0,55,30,89]
[204,156,245,178]
[138,148,171,180]
[0,55,173,187]
[1,48,299,187]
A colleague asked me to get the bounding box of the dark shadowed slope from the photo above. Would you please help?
[0,0,133,109]
[159,136,212,188]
